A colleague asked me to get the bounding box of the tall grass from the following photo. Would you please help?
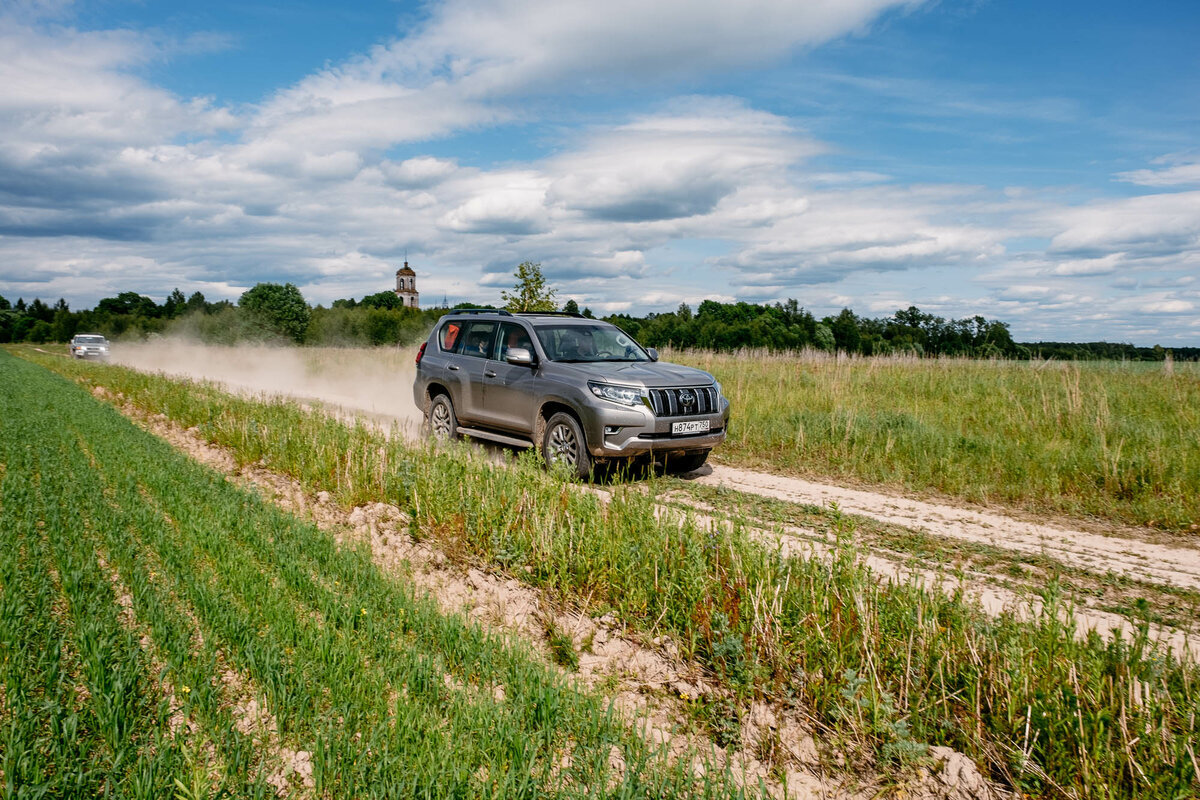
[18,347,1200,799]
[669,349,1200,531]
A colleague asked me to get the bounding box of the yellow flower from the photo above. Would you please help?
[181,685,191,695]
[360,607,368,616]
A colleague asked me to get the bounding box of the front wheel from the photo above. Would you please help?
[424,393,459,441]
[542,412,592,480]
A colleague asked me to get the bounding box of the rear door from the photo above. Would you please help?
[448,320,498,424]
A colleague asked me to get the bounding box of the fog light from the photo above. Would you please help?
[604,426,620,435]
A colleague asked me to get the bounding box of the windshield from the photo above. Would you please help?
[534,323,651,363]
[75,336,107,344]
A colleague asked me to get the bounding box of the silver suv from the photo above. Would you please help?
[69,333,110,359]
[413,310,729,477]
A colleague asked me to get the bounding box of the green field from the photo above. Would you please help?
[0,350,744,799]
[670,349,1200,531]
[8,346,1199,799]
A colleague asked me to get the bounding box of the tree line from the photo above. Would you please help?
[1,284,1194,361]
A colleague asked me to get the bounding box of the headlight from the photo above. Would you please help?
[588,381,642,406]
[714,380,723,396]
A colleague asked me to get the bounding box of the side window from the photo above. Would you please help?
[460,321,497,359]
[495,323,534,361]
[439,322,462,352]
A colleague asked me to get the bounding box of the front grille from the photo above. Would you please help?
[648,386,719,417]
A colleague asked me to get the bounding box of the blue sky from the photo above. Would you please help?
[1,0,1197,344]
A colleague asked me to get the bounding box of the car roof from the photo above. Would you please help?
[442,310,598,325]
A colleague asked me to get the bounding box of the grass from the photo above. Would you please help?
[0,349,742,799]
[13,345,1200,798]
[666,348,1200,532]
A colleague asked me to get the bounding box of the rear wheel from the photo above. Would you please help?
[425,393,458,441]
[663,450,709,475]
[542,412,591,479]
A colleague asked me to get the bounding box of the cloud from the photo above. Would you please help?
[1117,155,1200,187]
[379,156,459,188]
[1047,191,1200,259]
[547,99,813,222]
[1139,299,1194,314]
[438,172,550,234]
[247,0,920,152]
[1050,253,1124,276]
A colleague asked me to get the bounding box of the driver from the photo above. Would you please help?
[559,329,595,360]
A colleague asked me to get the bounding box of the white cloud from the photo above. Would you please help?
[1139,299,1194,314]
[1050,253,1124,276]
[1117,155,1200,187]
[246,0,920,153]
[1047,191,1200,258]
[438,172,550,234]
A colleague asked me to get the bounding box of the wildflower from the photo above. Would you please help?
[181,685,191,695]
[360,607,368,616]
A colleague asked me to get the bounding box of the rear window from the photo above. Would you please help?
[458,322,498,359]
[439,322,461,352]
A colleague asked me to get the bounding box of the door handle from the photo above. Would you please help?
[447,364,459,371]
[485,370,497,378]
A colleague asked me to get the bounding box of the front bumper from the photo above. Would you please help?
[581,397,729,459]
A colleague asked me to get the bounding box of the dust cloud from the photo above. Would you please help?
[113,342,423,437]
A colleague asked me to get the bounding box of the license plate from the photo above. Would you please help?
[671,420,710,435]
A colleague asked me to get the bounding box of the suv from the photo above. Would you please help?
[69,334,110,359]
[413,310,729,477]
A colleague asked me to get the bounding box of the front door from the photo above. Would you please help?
[483,322,539,433]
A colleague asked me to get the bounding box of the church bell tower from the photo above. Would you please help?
[394,261,419,309]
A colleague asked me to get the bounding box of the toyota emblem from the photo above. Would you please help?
[679,389,696,407]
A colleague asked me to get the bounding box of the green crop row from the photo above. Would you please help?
[0,350,743,799]
[14,347,1200,799]
[667,349,1200,531]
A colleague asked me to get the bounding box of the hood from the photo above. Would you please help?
[552,360,715,389]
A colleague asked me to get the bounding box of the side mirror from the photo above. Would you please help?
[646,347,659,361]
[506,347,534,366]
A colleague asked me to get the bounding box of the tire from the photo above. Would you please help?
[425,393,459,441]
[542,412,592,480]
[663,450,709,475]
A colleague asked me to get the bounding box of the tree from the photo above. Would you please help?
[501,261,557,312]
[0,294,9,310]
[828,308,861,352]
[359,291,403,310]
[27,298,53,323]
[813,323,835,352]
[563,298,580,315]
[238,282,311,343]
[97,291,159,318]
[163,288,186,318]
[185,291,208,314]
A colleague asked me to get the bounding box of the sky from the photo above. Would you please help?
[0,0,1198,345]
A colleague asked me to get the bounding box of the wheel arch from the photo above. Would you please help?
[423,381,451,411]
[534,400,583,455]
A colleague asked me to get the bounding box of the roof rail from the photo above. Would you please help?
[447,308,512,316]
[513,311,585,318]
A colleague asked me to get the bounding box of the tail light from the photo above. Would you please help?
[415,342,427,365]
